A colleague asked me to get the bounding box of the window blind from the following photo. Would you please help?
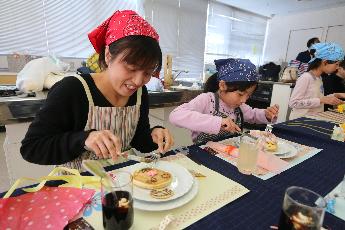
[205,1,267,67]
[0,0,144,58]
[145,0,208,81]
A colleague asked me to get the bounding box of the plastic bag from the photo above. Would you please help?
[0,167,98,230]
[16,56,70,93]
[0,186,95,230]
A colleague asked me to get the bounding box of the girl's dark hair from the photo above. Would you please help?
[307,37,319,48]
[339,59,345,69]
[98,35,162,73]
[307,58,338,71]
[204,72,258,93]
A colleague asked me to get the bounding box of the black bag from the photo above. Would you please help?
[258,62,281,82]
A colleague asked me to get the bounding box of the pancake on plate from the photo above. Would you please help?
[133,167,172,190]
[249,130,278,152]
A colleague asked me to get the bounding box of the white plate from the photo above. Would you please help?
[267,141,298,159]
[123,161,194,203]
[134,179,199,211]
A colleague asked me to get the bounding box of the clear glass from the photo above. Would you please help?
[237,136,258,175]
[278,186,326,230]
[340,174,345,197]
[101,171,133,230]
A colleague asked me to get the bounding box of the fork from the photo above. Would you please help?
[265,124,273,133]
[125,153,160,165]
[148,152,161,168]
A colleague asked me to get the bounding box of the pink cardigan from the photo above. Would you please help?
[169,92,270,141]
[289,72,324,119]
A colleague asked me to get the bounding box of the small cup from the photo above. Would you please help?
[101,171,133,230]
[278,186,326,230]
[237,136,258,175]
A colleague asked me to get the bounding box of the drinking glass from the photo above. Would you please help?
[278,186,326,230]
[101,171,133,230]
[237,135,258,175]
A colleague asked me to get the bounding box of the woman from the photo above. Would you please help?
[20,10,174,171]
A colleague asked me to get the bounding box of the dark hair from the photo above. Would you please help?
[339,59,345,69]
[204,72,258,93]
[98,35,162,73]
[307,58,338,71]
[307,37,320,48]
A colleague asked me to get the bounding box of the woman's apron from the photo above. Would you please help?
[194,92,243,145]
[61,76,141,171]
[289,75,324,120]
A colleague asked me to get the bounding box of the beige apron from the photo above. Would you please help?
[289,75,324,120]
[61,75,142,171]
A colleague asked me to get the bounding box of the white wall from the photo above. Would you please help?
[263,6,345,63]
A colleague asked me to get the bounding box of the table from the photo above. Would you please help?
[2,117,345,229]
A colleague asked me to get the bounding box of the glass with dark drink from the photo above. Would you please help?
[278,186,326,230]
[101,171,133,230]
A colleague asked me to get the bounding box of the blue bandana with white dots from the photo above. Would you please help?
[215,58,259,82]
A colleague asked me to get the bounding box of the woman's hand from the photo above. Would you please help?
[320,96,343,105]
[221,118,241,133]
[265,104,279,121]
[85,130,122,161]
[151,128,174,153]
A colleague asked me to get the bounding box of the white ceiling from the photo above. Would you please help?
[217,0,345,17]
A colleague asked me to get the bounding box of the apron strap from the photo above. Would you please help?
[136,87,142,105]
[214,92,220,112]
[74,75,94,107]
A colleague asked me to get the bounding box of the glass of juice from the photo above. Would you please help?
[237,135,258,175]
[278,186,326,230]
[101,171,133,230]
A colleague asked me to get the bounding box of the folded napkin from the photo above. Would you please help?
[206,141,288,173]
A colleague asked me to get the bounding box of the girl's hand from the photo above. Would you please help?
[85,130,122,161]
[320,96,343,105]
[221,118,241,133]
[334,93,345,100]
[151,128,174,153]
[265,104,279,121]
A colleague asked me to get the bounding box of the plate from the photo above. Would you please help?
[123,161,194,203]
[134,179,199,211]
[267,141,298,159]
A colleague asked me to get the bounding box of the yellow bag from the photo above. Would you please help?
[3,167,100,198]
[86,53,101,73]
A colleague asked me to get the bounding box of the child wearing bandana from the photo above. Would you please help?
[169,58,279,144]
[289,42,345,120]
[21,10,173,170]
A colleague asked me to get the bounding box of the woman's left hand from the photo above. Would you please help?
[151,128,174,154]
[265,104,279,121]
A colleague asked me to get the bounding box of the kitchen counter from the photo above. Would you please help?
[0,89,202,125]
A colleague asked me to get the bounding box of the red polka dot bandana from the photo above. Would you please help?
[88,10,159,53]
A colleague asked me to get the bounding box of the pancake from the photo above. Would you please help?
[150,188,174,199]
[133,167,172,189]
[250,130,278,152]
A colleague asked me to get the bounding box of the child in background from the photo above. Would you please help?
[169,58,279,144]
[289,42,345,120]
[322,59,345,111]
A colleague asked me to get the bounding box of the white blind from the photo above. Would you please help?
[0,0,144,58]
[205,1,267,67]
[145,0,208,81]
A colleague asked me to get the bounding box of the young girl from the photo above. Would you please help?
[169,58,279,144]
[289,42,345,120]
[20,10,173,171]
